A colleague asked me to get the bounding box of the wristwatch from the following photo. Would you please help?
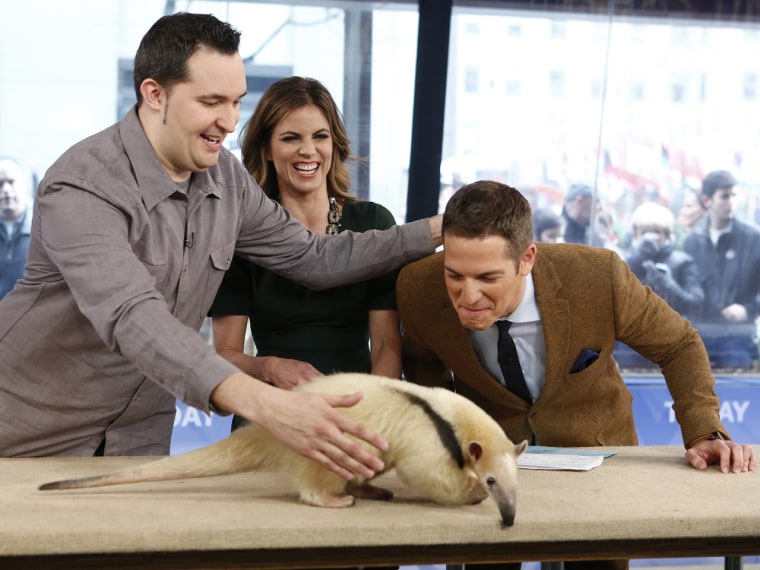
[686,431,727,449]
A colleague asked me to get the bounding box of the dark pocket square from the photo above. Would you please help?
[570,348,600,373]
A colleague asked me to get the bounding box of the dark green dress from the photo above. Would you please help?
[209,200,398,376]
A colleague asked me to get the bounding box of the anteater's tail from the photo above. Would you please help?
[38,424,273,491]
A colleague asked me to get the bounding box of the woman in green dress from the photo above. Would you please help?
[209,77,402,431]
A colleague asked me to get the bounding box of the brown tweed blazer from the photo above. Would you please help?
[397,243,728,448]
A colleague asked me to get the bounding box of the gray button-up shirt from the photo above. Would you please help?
[0,107,433,457]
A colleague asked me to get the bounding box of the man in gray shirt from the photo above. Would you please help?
[0,13,440,482]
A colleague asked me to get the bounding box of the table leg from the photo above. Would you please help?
[725,556,743,570]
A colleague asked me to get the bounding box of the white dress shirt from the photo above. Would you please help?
[470,273,546,402]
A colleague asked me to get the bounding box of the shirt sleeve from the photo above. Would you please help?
[608,250,727,444]
[233,189,434,291]
[364,203,400,311]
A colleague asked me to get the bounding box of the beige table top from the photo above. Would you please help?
[1,445,759,569]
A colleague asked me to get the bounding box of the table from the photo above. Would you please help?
[1,446,758,569]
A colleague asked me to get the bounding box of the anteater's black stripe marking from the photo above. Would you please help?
[392,388,464,469]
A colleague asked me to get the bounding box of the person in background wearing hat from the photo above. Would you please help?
[532,207,564,243]
[615,201,704,369]
[683,170,760,370]
[560,183,608,246]
[625,202,703,318]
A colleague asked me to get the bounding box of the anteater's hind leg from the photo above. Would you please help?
[294,467,356,508]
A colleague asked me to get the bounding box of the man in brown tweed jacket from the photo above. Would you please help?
[397,181,755,569]
[398,181,754,469]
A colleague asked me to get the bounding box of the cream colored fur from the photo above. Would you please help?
[39,373,526,525]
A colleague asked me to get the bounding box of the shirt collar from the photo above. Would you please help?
[119,106,223,211]
[503,272,540,324]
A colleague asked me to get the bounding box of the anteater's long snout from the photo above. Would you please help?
[493,488,517,527]
[499,502,516,527]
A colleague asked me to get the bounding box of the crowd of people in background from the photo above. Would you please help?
[532,170,760,372]
[2,147,759,374]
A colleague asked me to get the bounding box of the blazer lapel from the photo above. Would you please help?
[532,248,571,403]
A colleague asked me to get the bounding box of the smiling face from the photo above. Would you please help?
[266,104,333,198]
[140,46,247,181]
[443,233,536,331]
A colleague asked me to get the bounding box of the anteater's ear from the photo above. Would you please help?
[468,441,484,462]
[514,440,529,457]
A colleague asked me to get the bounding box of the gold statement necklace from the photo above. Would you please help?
[326,196,342,235]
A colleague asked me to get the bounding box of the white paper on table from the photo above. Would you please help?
[517,452,605,471]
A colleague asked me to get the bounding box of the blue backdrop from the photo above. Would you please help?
[628,375,759,445]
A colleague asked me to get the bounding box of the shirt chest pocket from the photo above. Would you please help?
[200,241,236,318]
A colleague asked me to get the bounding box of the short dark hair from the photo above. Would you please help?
[701,170,736,198]
[443,180,533,263]
[133,12,241,104]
